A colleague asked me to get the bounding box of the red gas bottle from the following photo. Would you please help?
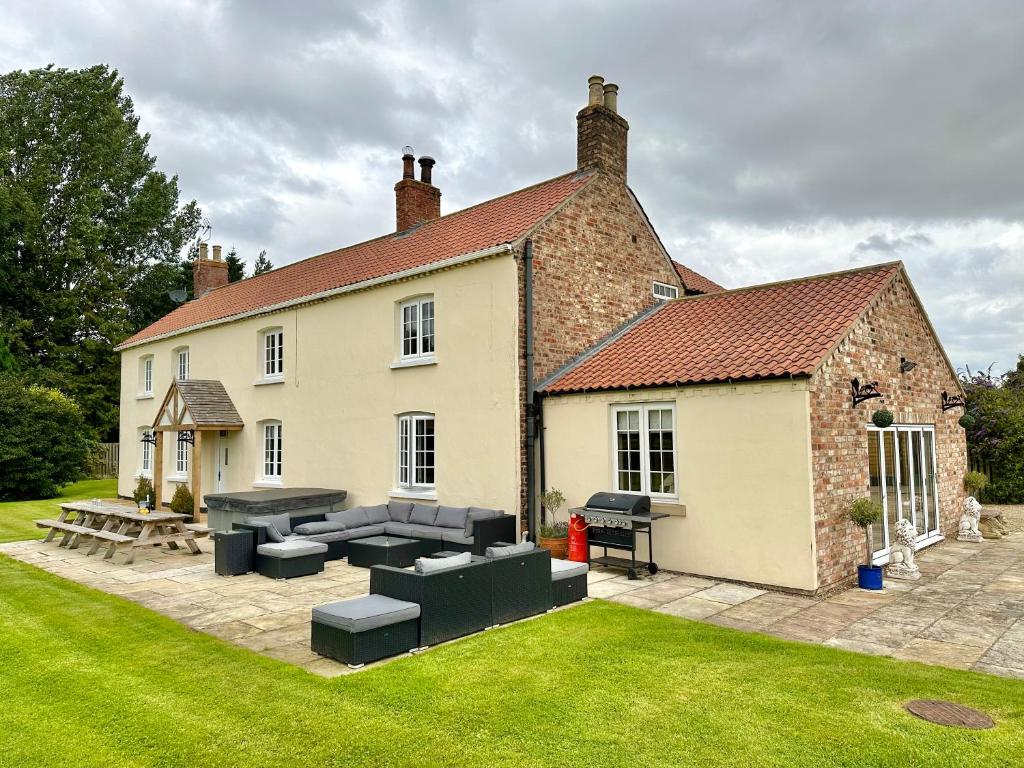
[568,513,589,562]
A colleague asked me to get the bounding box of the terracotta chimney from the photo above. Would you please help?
[577,74,629,181]
[193,242,229,298]
[394,148,441,232]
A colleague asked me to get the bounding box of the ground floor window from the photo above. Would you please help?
[263,421,283,480]
[611,403,676,499]
[867,424,939,560]
[139,430,153,476]
[398,413,434,489]
[175,433,189,475]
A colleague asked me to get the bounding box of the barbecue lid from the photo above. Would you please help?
[584,492,651,516]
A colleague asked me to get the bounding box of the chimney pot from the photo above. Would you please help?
[402,147,415,180]
[603,83,619,114]
[418,155,435,185]
[588,75,605,107]
[199,242,208,260]
[212,244,222,262]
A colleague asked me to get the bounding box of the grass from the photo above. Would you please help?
[1,557,1023,767]
[0,478,118,543]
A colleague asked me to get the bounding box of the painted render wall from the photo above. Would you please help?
[118,254,522,516]
[541,381,819,592]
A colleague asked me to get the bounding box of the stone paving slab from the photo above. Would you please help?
[3,505,1023,679]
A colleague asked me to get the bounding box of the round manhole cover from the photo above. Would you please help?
[905,700,995,729]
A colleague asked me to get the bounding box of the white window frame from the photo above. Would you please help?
[173,432,189,478]
[175,347,190,381]
[396,412,435,492]
[258,327,284,382]
[139,356,154,396]
[261,421,283,482]
[652,281,679,301]
[610,402,678,500]
[398,296,435,362]
[138,429,153,477]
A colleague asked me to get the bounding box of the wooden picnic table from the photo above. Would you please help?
[35,500,211,565]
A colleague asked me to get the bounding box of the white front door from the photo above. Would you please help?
[216,435,228,493]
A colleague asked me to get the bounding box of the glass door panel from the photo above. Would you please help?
[882,430,898,553]
[896,430,912,527]
[868,432,884,555]
[911,430,926,534]
[922,430,939,536]
[868,425,939,560]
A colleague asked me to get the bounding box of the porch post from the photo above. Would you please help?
[153,430,164,509]
[192,429,203,521]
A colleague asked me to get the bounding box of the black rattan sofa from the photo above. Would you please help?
[234,501,515,563]
[486,545,552,624]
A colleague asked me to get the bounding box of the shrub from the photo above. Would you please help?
[169,484,194,517]
[960,362,1024,503]
[849,498,882,566]
[871,409,894,429]
[0,374,93,500]
[963,471,989,498]
[133,477,154,506]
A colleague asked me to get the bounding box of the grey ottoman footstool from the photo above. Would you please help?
[550,559,589,606]
[311,595,421,666]
[257,539,329,579]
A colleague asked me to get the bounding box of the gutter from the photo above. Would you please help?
[524,238,538,543]
[115,242,515,351]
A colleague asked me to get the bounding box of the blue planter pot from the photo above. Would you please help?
[858,564,883,590]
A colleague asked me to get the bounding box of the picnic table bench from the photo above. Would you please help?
[35,500,211,564]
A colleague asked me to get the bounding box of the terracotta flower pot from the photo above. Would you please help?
[538,535,569,560]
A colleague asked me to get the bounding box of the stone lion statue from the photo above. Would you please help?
[957,496,983,542]
[887,518,920,579]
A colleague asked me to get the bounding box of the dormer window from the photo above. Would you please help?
[398,295,435,362]
[653,281,678,301]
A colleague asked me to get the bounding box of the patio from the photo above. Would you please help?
[1,505,1020,679]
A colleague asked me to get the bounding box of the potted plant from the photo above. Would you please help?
[133,477,154,512]
[538,488,568,559]
[871,409,894,429]
[963,470,988,500]
[849,497,883,590]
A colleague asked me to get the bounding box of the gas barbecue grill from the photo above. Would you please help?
[571,492,668,579]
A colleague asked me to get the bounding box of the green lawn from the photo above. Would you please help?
[0,478,118,543]
[1,557,1022,767]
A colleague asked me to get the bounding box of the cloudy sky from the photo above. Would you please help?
[3,0,1022,373]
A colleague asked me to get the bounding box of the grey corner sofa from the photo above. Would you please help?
[233,501,516,562]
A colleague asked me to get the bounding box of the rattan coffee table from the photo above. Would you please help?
[347,535,421,568]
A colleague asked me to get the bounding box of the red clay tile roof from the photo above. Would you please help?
[118,171,595,348]
[672,261,725,294]
[541,262,901,394]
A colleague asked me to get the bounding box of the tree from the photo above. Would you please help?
[0,65,200,440]
[253,249,273,276]
[0,374,93,499]
[225,246,246,282]
[960,359,1024,503]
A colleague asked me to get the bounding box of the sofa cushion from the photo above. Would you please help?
[485,541,535,558]
[257,540,328,559]
[364,504,390,525]
[313,595,420,633]
[409,503,438,526]
[304,525,385,543]
[402,524,446,541]
[382,521,418,538]
[387,501,414,523]
[551,558,589,581]
[464,507,502,538]
[435,506,469,530]
[293,520,348,536]
[247,517,286,543]
[414,551,472,573]
[326,506,369,529]
[440,530,474,546]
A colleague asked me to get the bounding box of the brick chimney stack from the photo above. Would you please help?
[577,74,628,181]
[193,242,229,298]
[394,147,441,232]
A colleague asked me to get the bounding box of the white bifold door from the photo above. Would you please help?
[867,425,940,561]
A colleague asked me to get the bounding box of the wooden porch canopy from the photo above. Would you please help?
[149,379,243,517]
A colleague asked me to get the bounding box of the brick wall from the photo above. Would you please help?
[809,271,967,591]
[193,257,229,298]
[515,172,683,515]
[394,178,441,232]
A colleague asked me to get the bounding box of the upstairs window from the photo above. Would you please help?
[261,327,284,380]
[399,296,435,360]
[139,355,154,395]
[175,347,190,380]
[612,403,676,499]
[262,421,283,480]
[653,281,679,301]
[397,412,435,489]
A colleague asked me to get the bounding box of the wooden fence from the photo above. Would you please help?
[95,442,119,478]
[969,456,994,485]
